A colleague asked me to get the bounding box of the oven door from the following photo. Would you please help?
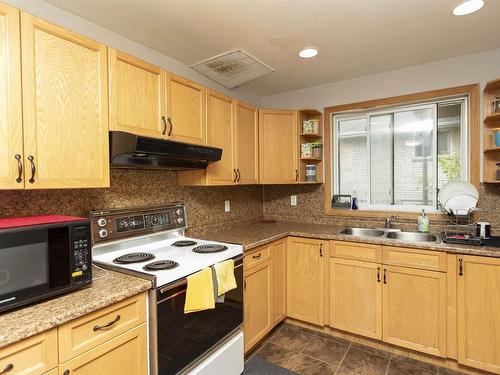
[151,255,243,375]
[0,225,72,312]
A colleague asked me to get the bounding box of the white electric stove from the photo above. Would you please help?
[89,203,244,375]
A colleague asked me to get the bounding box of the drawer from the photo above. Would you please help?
[330,241,382,263]
[244,246,271,270]
[58,292,147,362]
[0,329,58,375]
[382,246,447,272]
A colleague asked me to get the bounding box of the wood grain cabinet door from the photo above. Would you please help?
[243,260,273,353]
[20,13,109,189]
[382,266,447,358]
[206,89,235,185]
[457,256,500,373]
[286,237,325,325]
[329,258,382,339]
[271,239,287,325]
[234,101,259,184]
[259,109,298,184]
[0,3,23,190]
[167,74,206,145]
[108,49,165,139]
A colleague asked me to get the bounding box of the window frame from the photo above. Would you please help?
[323,84,480,219]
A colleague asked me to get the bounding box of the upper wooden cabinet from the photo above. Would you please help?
[167,74,206,145]
[235,101,259,184]
[259,109,298,184]
[457,256,500,373]
[20,13,109,188]
[108,49,165,139]
[0,4,23,190]
[287,237,325,325]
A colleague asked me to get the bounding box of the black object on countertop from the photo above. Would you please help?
[482,236,500,248]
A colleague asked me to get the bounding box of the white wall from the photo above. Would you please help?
[262,48,500,111]
[7,0,262,107]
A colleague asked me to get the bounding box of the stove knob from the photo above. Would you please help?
[98,229,108,238]
[97,218,107,227]
[176,217,184,225]
[176,209,183,216]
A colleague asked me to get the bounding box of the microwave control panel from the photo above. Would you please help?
[71,223,92,285]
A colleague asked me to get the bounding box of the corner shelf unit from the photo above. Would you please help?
[298,109,323,184]
[483,78,500,183]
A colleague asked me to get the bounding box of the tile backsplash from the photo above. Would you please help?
[0,169,263,232]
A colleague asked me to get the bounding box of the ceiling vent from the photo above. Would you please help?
[190,49,274,89]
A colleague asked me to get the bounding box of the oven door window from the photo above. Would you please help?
[0,227,70,306]
[156,266,243,374]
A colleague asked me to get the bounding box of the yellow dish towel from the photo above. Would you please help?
[213,260,237,296]
[184,268,215,314]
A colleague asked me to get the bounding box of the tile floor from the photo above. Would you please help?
[246,323,467,375]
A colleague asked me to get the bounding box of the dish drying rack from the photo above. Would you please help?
[441,207,482,245]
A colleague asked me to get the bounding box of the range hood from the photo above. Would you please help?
[109,131,222,170]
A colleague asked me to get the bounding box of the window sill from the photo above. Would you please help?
[325,207,448,220]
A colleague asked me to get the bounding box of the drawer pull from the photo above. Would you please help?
[252,253,262,259]
[0,364,13,374]
[93,314,121,331]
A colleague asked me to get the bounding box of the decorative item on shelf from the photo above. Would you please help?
[301,143,312,158]
[332,194,351,209]
[493,97,500,114]
[311,141,322,158]
[493,128,500,147]
[305,164,316,182]
[302,120,314,134]
[496,162,500,180]
[311,119,320,134]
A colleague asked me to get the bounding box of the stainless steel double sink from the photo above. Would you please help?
[339,227,439,243]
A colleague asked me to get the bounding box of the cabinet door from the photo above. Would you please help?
[21,14,109,188]
[234,101,259,184]
[457,256,500,373]
[244,260,273,352]
[287,237,325,325]
[206,89,235,185]
[109,49,165,138]
[167,74,205,145]
[382,266,446,357]
[271,239,287,325]
[259,109,297,184]
[58,324,147,375]
[0,4,23,190]
[330,258,382,339]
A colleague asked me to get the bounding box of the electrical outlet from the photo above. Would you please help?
[224,200,230,212]
[290,195,297,206]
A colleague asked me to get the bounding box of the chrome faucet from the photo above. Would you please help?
[385,214,398,229]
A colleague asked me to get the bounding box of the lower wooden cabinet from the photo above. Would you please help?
[383,266,447,357]
[243,259,273,352]
[271,239,287,325]
[287,237,325,325]
[457,256,500,373]
[58,324,147,375]
[329,258,382,339]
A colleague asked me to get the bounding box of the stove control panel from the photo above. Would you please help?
[89,203,187,244]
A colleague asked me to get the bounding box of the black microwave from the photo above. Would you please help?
[0,216,92,313]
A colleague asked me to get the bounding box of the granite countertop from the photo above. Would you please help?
[188,221,500,258]
[0,266,151,349]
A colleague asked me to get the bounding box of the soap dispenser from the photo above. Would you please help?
[417,209,430,233]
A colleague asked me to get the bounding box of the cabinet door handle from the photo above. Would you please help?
[383,268,387,284]
[15,154,22,183]
[252,253,261,259]
[233,169,237,182]
[167,117,173,136]
[63,370,70,375]
[458,258,463,276]
[93,315,121,331]
[27,155,36,183]
[0,364,13,374]
[161,116,167,135]
[295,169,298,182]
[236,169,241,182]
[244,280,246,290]
[319,243,323,257]
[377,267,381,282]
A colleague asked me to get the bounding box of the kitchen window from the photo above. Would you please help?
[333,97,467,211]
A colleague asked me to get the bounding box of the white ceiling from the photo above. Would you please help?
[46,0,500,97]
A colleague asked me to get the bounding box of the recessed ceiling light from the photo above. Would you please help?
[299,48,318,58]
[453,0,484,16]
